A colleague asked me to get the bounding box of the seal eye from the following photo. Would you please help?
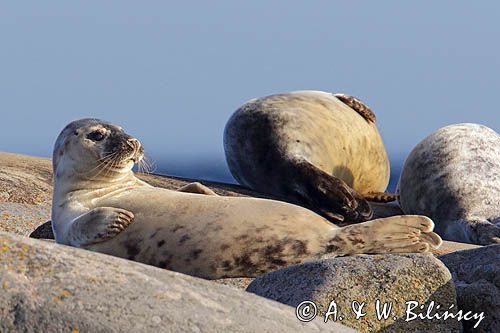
[87,131,105,142]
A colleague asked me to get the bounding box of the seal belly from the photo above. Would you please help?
[88,187,334,279]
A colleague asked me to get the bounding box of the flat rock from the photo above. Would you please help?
[212,277,254,290]
[434,240,481,256]
[247,254,462,332]
[0,202,50,237]
[0,231,355,333]
[0,152,53,206]
[440,245,500,333]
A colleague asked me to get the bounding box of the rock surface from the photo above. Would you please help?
[247,254,461,332]
[0,202,50,237]
[440,245,500,333]
[0,231,355,333]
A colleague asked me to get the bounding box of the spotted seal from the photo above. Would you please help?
[51,118,442,279]
[398,123,500,245]
[224,90,395,224]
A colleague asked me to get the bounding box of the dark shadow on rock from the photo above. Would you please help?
[439,245,500,333]
[379,281,463,332]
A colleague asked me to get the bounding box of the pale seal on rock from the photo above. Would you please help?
[398,123,500,245]
[224,90,395,224]
[51,118,441,279]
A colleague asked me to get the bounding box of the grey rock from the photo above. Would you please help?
[212,277,255,290]
[0,202,50,237]
[440,245,500,333]
[0,152,53,206]
[0,231,356,333]
[247,254,461,332]
[432,240,481,257]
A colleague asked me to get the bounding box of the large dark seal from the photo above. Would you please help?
[398,123,500,245]
[224,90,395,223]
[51,118,441,279]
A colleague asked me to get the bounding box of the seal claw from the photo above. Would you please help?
[334,93,376,123]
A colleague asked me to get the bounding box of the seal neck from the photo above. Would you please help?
[52,163,140,203]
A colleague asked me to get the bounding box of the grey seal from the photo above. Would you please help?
[51,118,442,279]
[398,123,500,245]
[224,90,396,224]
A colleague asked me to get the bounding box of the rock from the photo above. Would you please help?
[435,241,481,256]
[439,245,500,333]
[247,254,461,332]
[0,152,53,236]
[0,152,53,206]
[0,202,50,237]
[212,277,254,290]
[0,231,355,333]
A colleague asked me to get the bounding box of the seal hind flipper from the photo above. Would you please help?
[287,158,373,224]
[333,93,376,123]
[364,191,399,203]
[325,215,442,256]
[177,182,218,195]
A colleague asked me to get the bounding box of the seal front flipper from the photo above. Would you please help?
[333,93,376,123]
[65,207,134,247]
[364,191,399,203]
[287,158,373,224]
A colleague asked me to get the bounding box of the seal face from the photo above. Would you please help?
[398,123,500,245]
[224,90,394,224]
[52,118,441,279]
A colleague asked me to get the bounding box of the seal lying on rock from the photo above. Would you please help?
[398,123,500,245]
[51,118,442,279]
[224,91,395,224]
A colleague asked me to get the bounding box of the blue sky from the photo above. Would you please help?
[1,1,499,183]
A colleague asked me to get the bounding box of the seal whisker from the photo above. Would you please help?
[96,151,119,163]
[80,157,113,178]
[87,158,115,180]
[85,152,120,176]
[138,154,155,174]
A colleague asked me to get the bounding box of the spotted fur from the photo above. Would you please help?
[398,123,500,245]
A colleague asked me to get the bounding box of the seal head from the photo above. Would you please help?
[53,118,144,181]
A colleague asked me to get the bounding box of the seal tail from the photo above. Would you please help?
[285,158,373,224]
